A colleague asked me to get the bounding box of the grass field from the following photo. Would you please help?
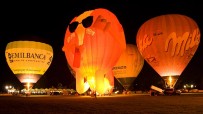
[0,93,203,114]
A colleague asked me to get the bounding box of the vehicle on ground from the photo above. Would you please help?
[163,88,181,96]
[150,85,181,96]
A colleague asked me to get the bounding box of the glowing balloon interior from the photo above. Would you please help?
[136,14,200,88]
[63,8,126,94]
[113,44,144,90]
[5,41,53,88]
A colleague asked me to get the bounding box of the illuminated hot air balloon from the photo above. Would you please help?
[113,44,144,90]
[63,8,126,94]
[136,14,200,88]
[103,70,114,94]
[5,41,53,91]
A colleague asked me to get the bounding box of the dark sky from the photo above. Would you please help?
[0,1,202,91]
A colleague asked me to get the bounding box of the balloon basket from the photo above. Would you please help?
[162,75,179,88]
[23,83,33,96]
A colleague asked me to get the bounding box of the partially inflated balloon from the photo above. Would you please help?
[113,44,144,90]
[63,8,126,94]
[136,14,200,88]
[5,41,53,88]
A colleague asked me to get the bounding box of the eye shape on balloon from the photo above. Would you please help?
[68,16,93,33]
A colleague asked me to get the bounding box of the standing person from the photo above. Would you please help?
[94,91,97,98]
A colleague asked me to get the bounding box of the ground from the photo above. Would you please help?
[0,93,203,113]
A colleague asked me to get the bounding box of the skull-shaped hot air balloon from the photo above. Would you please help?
[136,14,200,88]
[5,41,53,91]
[113,44,144,91]
[62,8,126,94]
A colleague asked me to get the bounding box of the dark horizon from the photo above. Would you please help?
[0,1,202,92]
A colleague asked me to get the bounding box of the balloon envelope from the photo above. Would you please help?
[63,8,126,94]
[113,44,144,90]
[5,41,53,85]
[136,14,200,88]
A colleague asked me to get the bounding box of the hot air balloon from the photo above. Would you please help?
[103,70,114,95]
[113,44,144,91]
[5,41,53,91]
[136,14,200,88]
[62,8,126,94]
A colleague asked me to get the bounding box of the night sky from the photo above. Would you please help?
[0,1,202,91]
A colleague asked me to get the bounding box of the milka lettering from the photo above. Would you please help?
[139,29,200,56]
[165,29,200,56]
